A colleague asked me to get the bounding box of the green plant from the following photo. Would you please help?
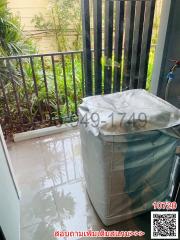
[1,55,83,130]
[0,0,160,136]
[1,48,156,135]
[0,0,36,56]
[146,47,156,91]
[32,0,82,51]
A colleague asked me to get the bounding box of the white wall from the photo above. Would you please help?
[0,129,20,240]
[8,0,58,53]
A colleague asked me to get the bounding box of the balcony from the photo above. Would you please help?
[0,45,157,239]
[0,46,157,139]
[8,128,152,239]
[1,0,180,239]
[0,51,85,138]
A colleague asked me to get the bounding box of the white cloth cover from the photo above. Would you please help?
[79,90,180,226]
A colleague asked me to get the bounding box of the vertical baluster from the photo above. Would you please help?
[93,0,102,95]
[113,0,125,92]
[51,55,61,123]
[41,56,52,122]
[30,56,43,122]
[81,52,85,98]
[18,58,33,125]
[138,0,156,89]
[81,0,92,96]
[0,78,6,123]
[71,53,78,115]
[61,54,69,118]
[130,1,145,89]
[122,1,136,90]
[0,73,13,130]
[7,59,23,129]
[104,0,114,94]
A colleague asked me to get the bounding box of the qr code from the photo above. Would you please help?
[151,211,179,239]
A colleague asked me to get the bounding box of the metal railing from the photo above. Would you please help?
[0,45,156,137]
[0,51,85,136]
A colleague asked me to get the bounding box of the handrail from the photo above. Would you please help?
[0,45,157,60]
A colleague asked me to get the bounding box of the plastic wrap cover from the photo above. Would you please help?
[79,90,180,226]
[78,89,180,136]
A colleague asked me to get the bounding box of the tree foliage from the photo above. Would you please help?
[32,0,82,51]
[0,0,36,56]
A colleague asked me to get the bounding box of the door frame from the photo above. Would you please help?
[0,126,20,199]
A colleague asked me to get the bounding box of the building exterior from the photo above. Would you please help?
[8,0,58,53]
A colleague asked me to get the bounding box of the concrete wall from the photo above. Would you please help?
[8,0,163,54]
[8,0,81,53]
[8,0,58,53]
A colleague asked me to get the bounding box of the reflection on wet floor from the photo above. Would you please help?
[8,129,151,240]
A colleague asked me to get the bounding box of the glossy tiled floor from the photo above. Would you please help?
[8,129,151,240]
